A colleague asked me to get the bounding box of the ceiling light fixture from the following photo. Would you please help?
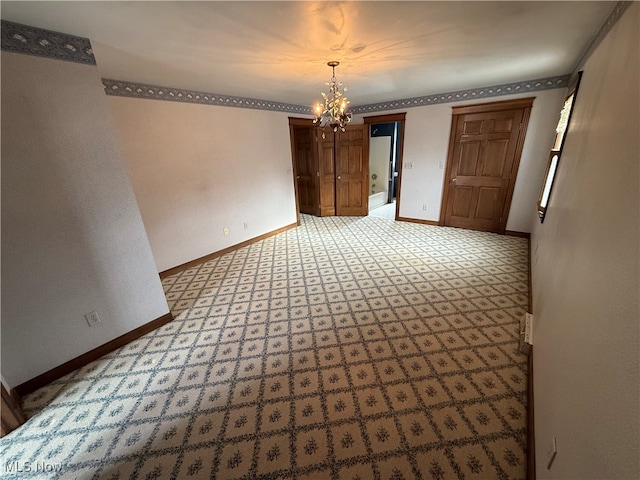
[313,61,351,135]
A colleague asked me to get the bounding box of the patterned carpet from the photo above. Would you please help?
[1,214,530,479]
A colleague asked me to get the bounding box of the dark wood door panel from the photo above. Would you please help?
[318,131,336,216]
[289,121,369,218]
[442,98,533,233]
[449,186,502,231]
[457,140,482,176]
[320,179,335,216]
[294,128,313,175]
[335,125,368,216]
[491,116,514,133]
[476,186,502,220]
[292,126,317,215]
[337,146,365,175]
[463,119,484,135]
[337,179,365,213]
[451,186,473,218]
[297,179,314,207]
[460,110,519,133]
[482,139,509,176]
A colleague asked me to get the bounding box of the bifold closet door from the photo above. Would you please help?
[291,125,318,216]
[335,125,369,216]
[317,130,336,217]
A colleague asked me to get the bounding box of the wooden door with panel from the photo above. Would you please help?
[317,129,336,216]
[291,125,318,216]
[335,125,369,216]
[442,99,532,233]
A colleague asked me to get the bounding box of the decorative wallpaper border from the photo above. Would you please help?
[103,75,571,115]
[102,79,312,115]
[574,1,632,72]
[6,1,631,116]
[1,20,95,65]
[350,75,570,114]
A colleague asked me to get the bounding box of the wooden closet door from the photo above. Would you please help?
[298,124,369,217]
[335,125,369,216]
[291,126,318,215]
[317,130,336,216]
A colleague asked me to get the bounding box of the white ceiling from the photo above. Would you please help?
[1,1,615,106]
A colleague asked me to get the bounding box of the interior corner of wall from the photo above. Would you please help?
[1,373,12,393]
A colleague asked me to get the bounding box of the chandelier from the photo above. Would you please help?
[313,61,352,134]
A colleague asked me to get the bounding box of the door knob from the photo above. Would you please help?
[452,178,457,183]
[337,176,341,180]
[296,176,301,179]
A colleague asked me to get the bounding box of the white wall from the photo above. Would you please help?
[355,89,566,231]
[531,4,639,478]
[1,52,170,389]
[369,136,391,196]
[114,85,562,273]
[106,97,298,272]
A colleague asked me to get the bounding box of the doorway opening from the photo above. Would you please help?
[364,113,406,221]
[369,122,400,204]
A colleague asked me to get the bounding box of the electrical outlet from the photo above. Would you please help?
[422,203,428,211]
[546,437,558,470]
[439,161,444,169]
[243,222,248,230]
[223,227,229,235]
[85,310,101,327]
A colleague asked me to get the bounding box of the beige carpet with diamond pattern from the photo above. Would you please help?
[1,214,530,479]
